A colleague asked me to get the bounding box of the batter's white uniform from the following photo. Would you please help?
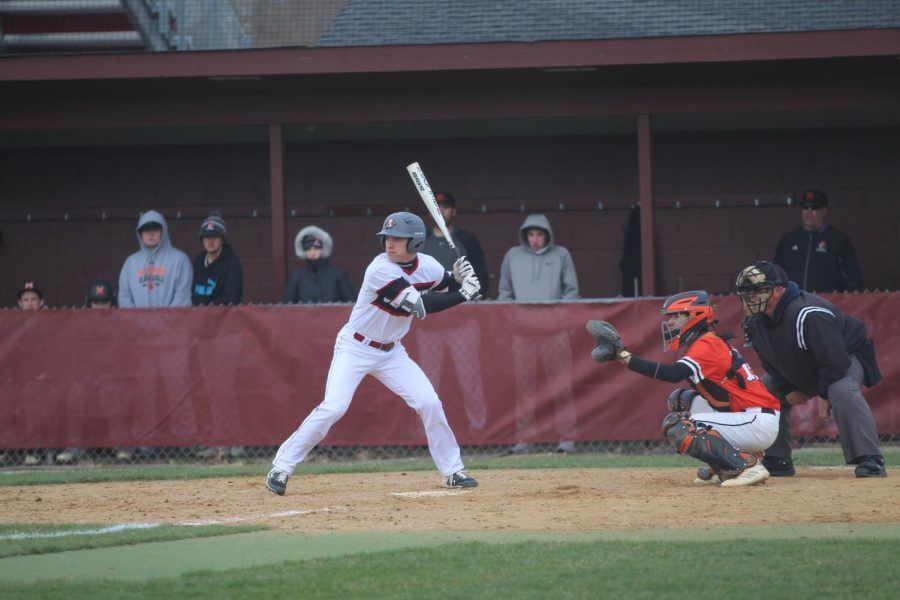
[272,252,466,477]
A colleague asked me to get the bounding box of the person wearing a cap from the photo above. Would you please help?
[118,210,192,308]
[419,191,490,435]
[736,260,885,478]
[54,278,118,465]
[17,281,44,310]
[422,192,490,296]
[773,190,863,293]
[281,225,355,304]
[191,211,244,306]
[84,278,117,308]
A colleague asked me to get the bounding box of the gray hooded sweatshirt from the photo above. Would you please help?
[118,210,193,308]
[497,213,579,301]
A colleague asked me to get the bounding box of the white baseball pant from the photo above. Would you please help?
[272,325,465,477]
[689,396,779,453]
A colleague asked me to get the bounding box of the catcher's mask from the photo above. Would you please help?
[735,261,788,315]
[377,211,426,253]
[660,290,715,351]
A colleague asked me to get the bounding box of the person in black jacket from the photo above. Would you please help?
[736,260,885,478]
[773,190,863,293]
[281,225,356,304]
[419,191,490,437]
[191,211,244,306]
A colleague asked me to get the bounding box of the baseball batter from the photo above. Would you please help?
[266,212,482,495]
[587,291,780,487]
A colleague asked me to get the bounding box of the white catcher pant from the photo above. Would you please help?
[272,325,465,477]
[689,397,779,453]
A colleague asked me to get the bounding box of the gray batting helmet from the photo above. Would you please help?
[377,212,426,253]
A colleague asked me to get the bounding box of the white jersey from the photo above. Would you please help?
[348,253,449,343]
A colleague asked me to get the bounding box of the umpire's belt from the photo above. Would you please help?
[353,332,395,352]
[743,407,777,415]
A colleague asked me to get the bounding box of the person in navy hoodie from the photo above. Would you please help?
[191,211,243,306]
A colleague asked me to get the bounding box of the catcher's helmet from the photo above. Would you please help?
[660,290,715,351]
[377,211,426,253]
[735,261,789,315]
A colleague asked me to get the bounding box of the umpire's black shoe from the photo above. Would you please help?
[854,455,887,478]
[266,468,290,495]
[762,456,795,477]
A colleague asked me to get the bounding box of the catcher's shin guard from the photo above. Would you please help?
[662,412,757,474]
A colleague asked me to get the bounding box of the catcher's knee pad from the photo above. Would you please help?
[662,412,755,473]
[667,388,697,413]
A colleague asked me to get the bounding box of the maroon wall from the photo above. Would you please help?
[1,294,898,450]
[1,128,898,307]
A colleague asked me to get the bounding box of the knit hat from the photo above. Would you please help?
[18,281,43,300]
[301,235,324,250]
[199,211,228,240]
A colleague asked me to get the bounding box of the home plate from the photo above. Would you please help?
[392,490,472,498]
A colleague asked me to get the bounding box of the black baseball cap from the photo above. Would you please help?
[434,192,456,207]
[800,190,828,209]
[17,281,43,299]
[86,279,115,304]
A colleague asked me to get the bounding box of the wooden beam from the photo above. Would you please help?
[637,114,656,297]
[269,123,286,299]
[2,29,900,82]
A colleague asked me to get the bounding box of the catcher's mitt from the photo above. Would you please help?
[586,320,627,362]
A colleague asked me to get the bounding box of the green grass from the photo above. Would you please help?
[2,447,897,487]
[0,523,265,558]
[2,536,898,599]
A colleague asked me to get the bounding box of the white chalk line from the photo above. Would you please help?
[392,490,471,498]
[0,506,343,541]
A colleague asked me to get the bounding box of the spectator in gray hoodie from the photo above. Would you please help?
[497,213,579,302]
[498,213,580,454]
[118,210,192,308]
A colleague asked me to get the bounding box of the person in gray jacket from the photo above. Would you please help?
[498,213,580,454]
[118,210,192,308]
[498,213,579,302]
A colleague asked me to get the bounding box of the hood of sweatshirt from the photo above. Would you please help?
[294,225,334,259]
[518,213,555,255]
[136,210,173,256]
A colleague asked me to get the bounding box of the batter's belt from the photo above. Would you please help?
[353,332,395,352]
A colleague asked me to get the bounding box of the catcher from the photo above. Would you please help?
[587,291,780,487]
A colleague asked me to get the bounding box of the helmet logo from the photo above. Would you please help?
[385,218,396,229]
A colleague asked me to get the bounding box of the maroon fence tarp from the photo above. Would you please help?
[1,293,898,449]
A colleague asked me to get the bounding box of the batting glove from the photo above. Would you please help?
[452,256,475,284]
[459,274,481,301]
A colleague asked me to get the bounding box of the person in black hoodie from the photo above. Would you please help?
[281,225,356,304]
[736,260,885,478]
[191,211,243,306]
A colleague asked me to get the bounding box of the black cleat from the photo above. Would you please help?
[854,455,887,478]
[266,468,290,495]
[762,456,795,477]
[444,470,478,488]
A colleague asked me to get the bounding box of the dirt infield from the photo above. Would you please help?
[3,468,899,532]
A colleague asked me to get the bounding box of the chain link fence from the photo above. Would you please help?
[3,435,898,468]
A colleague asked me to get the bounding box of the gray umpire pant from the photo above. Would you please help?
[763,356,882,464]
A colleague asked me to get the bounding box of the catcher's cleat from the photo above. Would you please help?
[444,470,478,488]
[266,468,290,496]
[854,455,887,478]
[720,463,769,487]
[762,456,795,477]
